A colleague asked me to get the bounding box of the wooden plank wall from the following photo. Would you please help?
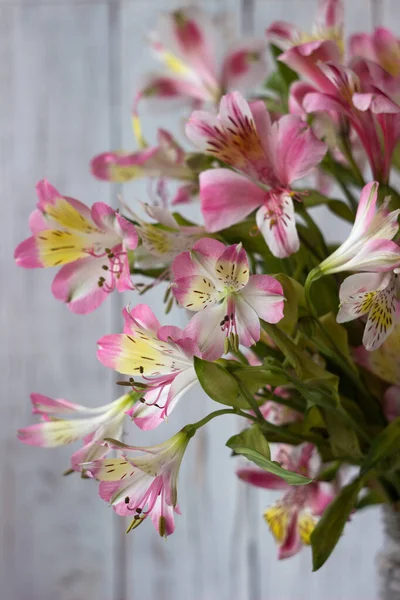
[0,1,388,599]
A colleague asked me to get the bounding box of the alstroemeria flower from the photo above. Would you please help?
[172,238,285,360]
[337,272,399,351]
[17,392,136,472]
[186,92,327,257]
[317,182,400,275]
[267,0,343,91]
[133,204,204,263]
[237,444,335,559]
[136,6,267,112]
[84,430,190,536]
[349,27,400,78]
[14,180,138,314]
[97,304,201,430]
[91,129,197,205]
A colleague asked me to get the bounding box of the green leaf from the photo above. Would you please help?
[327,200,354,223]
[229,366,288,393]
[316,312,351,360]
[356,489,385,511]
[269,44,298,88]
[361,418,400,475]
[324,411,363,460]
[274,274,305,334]
[227,425,271,459]
[317,460,341,482]
[311,479,362,570]
[226,444,312,485]
[194,357,249,408]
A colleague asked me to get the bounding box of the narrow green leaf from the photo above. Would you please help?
[324,411,363,460]
[226,444,312,485]
[194,356,249,408]
[311,479,362,571]
[356,489,385,511]
[227,425,271,460]
[327,199,354,223]
[361,418,400,475]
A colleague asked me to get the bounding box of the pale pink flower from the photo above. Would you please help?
[171,238,285,360]
[84,431,191,536]
[267,0,344,91]
[186,92,327,258]
[135,6,267,111]
[97,304,201,430]
[237,444,335,559]
[17,393,135,472]
[337,272,399,351]
[317,182,400,275]
[91,128,197,206]
[14,180,138,314]
[349,27,400,77]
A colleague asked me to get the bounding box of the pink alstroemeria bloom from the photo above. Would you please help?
[267,0,343,91]
[135,6,267,112]
[97,304,201,430]
[91,129,197,205]
[237,444,335,559]
[316,182,400,276]
[186,92,327,258]
[337,272,399,351]
[133,204,204,264]
[83,430,190,536]
[172,238,285,360]
[349,27,400,78]
[14,180,138,314]
[17,392,136,472]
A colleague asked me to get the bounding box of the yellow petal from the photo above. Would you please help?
[298,511,317,545]
[36,230,88,266]
[44,197,99,234]
[264,504,290,544]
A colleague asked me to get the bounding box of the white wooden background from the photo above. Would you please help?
[0,0,395,598]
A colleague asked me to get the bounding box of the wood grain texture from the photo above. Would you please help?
[0,5,118,599]
[0,0,390,599]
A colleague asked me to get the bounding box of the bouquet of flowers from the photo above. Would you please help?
[14,0,400,573]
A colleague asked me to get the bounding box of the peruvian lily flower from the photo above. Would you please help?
[14,180,138,314]
[349,27,400,78]
[237,444,335,559]
[135,6,267,113]
[83,430,191,536]
[91,128,197,206]
[267,0,343,92]
[316,182,400,276]
[97,303,201,430]
[186,92,327,258]
[337,271,399,351]
[172,238,285,360]
[17,392,136,472]
[133,203,204,263]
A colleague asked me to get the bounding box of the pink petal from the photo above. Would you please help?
[278,510,302,559]
[308,482,335,516]
[30,393,83,416]
[35,179,61,209]
[14,236,43,268]
[272,114,327,184]
[115,213,138,250]
[221,39,268,93]
[256,196,300,259]
[316,0,343,30]
[353,91,400,114]
[184,304,226,361]
[97,334,126,372]
[234,295,261,348]
[172,275,219,310]
[51,257,108,315]
[266,21,300,49]
[199,169,264,232]
[150,494,176,537]
[337,272,390,323]
[352,181,378,237]
[345,238,400,272]
[122,304,160,335]
[279,41,341,92]
[29,209,48,234]
[90,202,116,231]
[172,238,226,280]
[185,110,220,153]
[241,274,285,324]
[237,466,289,490]
[288,81,318,116]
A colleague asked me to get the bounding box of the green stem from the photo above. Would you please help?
[183,407,252,437]
[339,138,365,188]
